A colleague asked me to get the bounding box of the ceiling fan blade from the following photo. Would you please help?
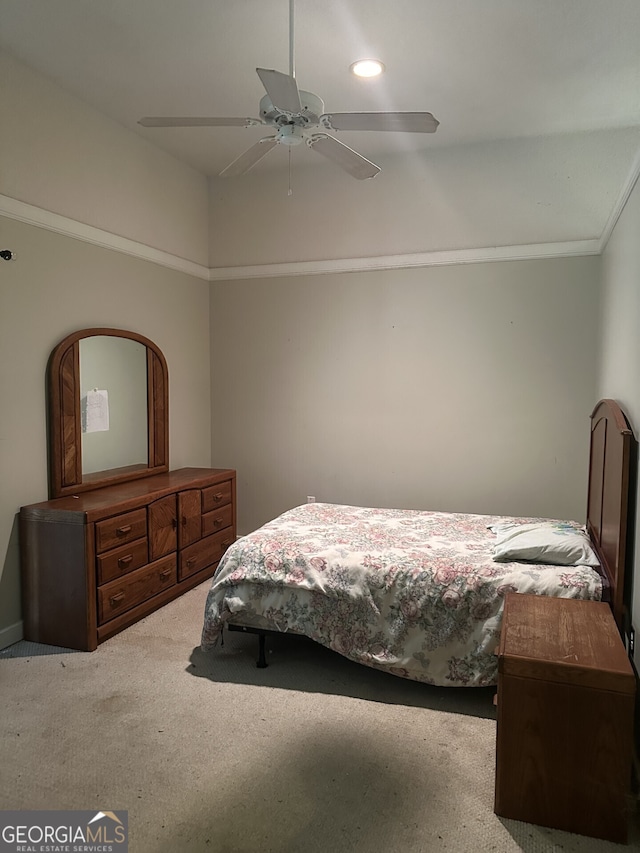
[256,68,302,114]
[307,134,380,180]
[321,112,439,133]
[219,137,278,177]
[138,116,264,128]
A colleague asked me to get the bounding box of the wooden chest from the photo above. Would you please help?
[494,592,636,843]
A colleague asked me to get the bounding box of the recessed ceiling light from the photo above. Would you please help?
[350,59,385,78]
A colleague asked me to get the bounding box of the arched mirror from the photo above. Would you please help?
[48,328,168,498]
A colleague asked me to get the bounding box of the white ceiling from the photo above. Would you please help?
[2,0,640,258]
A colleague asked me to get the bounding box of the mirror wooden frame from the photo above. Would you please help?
[48,327,169,498]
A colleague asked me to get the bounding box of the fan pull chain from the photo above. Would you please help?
[288,147,293,196]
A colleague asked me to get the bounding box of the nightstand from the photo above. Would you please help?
[494,592,636,843]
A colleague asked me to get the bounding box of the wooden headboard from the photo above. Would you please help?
[587,399,635,631]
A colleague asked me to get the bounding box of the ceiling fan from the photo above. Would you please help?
[139,0,439,180]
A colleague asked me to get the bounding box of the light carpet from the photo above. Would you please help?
[1,581,639,852]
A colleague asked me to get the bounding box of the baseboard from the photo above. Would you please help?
[0,620,24,651]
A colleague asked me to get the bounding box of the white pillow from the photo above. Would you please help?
[492,521,600,567]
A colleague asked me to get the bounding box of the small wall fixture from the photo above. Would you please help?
[0,249,16,261]
[350,59,385,78]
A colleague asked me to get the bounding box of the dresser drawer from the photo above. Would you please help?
[202,504,233,537]
[179,529,234,581]
[95,508,147,553]
[97,538,148,584]
[98,555,177,624]
[202,480,232,512]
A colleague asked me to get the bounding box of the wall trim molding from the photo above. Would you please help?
[0,194,210,280]
[598,144,640,253]
[0,192,606,281]
[0,620,23,651]
[208,240,601,280]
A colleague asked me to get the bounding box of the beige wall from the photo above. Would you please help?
[0,216,212,646]
[210,257,600,537]
[0,51,209,266]
[599,176,640,658]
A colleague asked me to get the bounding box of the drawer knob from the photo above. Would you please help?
[186,558,196,568]
[109,592,126,607]
[118,555,133,568]
[159,568,172,580]
[213,493,223,502]
[222,540,232,549]
[116,525,132,536]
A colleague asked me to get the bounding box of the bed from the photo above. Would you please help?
[201,399,634,687]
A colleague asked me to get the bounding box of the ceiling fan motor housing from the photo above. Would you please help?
[260,89,325,129]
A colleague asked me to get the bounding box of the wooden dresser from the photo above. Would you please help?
[494,592,636,843]
[20,467,236,651]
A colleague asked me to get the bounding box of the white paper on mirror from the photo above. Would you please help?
[84,389,110,433]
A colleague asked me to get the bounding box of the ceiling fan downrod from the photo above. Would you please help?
[289,0,295,79]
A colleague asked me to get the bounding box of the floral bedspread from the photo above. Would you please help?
[200,503,602,687]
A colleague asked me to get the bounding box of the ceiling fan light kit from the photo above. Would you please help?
[138,1,438,180]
